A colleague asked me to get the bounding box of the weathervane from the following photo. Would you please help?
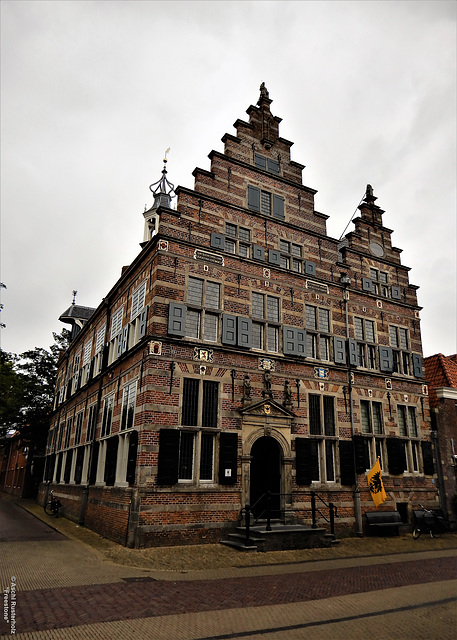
[72,290,78,305]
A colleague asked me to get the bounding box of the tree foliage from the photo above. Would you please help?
[0,330,70,446]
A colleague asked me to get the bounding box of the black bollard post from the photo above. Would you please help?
[311,491,317,528]
[266,491,272,531]
[330,502,335,536]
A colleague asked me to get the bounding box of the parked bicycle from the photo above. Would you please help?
[412,505,448,539]
[44,490,62,517]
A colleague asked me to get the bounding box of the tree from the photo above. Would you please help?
[0,351,26,440]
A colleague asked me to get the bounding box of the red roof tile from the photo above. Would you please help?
[424,354,457,408]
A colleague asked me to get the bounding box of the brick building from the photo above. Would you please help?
[40,86,437,547]
[424,354,457,519]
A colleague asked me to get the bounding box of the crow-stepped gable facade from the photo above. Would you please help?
[40,86,436,548]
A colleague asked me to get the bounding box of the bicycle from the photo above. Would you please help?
[412,505,448,539]
[44,490,62,517]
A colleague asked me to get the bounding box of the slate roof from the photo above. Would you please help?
[424,353,457,408]
[59,305,95,324]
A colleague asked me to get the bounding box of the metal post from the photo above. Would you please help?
[329,502,335,536]
[311,491,317,528]
[245,504,251,545]
[266,491,272,531]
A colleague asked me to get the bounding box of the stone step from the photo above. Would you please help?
[219,539,258,552]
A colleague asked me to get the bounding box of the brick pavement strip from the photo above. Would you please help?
[3,555,456,635]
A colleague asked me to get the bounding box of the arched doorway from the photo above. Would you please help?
[250,436,282,518]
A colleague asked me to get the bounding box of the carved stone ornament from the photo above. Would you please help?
[158,240,169,251]
[149,341,162,355]
[314,367,329,380]
[264,426,272,436]
[264,404,271,415]
[259,358,275,371]
[193,348,214,362]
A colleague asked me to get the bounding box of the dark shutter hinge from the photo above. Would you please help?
[387,391,392,418]
[169,361,176,394]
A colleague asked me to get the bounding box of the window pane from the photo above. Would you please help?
[398,405,408,436]
[202,381,218,428]
[323,396,335,435]
[357,343,366,367]
[267,296,279,322]
[389,326,399,348]
[182,379,199,426]
[261,191,271,215]
[306,333,316,358]
[200,433,214,480]
[252,293,264,319]
[319,336,329,361]
[380,272,388,284]
[178,432,194,480]
[375,439,383,469]
[292,259,301,273]
[280,240,290,253]
[206,282,220,309]
[291,244,302,257]
[354,318,364,341]
[318,309,329,333]
[239,244,249,258]
[365,320,375,343]
[267,326,278,352]
[225,223,236,237]
[372,402,383,435]
[309,395,321,435]
[188,278,203,305]
[225,239,236,254]
[252,323,263,349]
[280,255,289,269]
[370,268,378,280]
[325,441,335,482]
[361,400,371,434]
[204,313,218,342]
[305,305,317,330]
[368,346,376,369]
[411,442,419,471]
[399,328,408,350]
[239,227,250,242]
[408,407,418,437]
[186,310,200,338]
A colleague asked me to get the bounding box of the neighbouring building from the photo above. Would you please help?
[424,353,457,519]
[39,85,437,547]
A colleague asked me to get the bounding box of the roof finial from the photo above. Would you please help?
[148,150,175,210]
[72,290,77,305]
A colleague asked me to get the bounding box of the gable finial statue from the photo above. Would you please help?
[259,82,269,100]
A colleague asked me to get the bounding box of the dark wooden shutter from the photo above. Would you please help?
[273,194,285,219]
[254,154,267,170]
[296,329,306,356]
[210,232,225,250]
[421,441,435,475]
[267,159,280,174]
[126,430,139,486]
[268,249,281,265]
[353,435,369,473]
[252,245,265,261]
[362,278,374,293]
[333,336,347,365]
[202,381,218,428]
[386,438,406,475]
[339,440,355,486]
[248,186,260,211]
[88,442,99,485]
[283,327,296,355]
[64,449,73,484]
[182,378,199,425]
[138,306,148,339]
[104,436,119,486]
[222,313,237,345]
[157,429,179,485]
[219,433,238,485]
[304,261,316,276]
[348,339,358,366]
[379,346,394,373]
[237,317,252,348]
[412,353,424,378]
[168,302,187,336]
[295,438,319,485]
[391,285,402,300]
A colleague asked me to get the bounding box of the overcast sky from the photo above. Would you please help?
[1,0,456,359]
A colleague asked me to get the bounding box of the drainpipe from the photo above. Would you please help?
[340,273,363,537]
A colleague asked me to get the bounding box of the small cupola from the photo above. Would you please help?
[59,291,95,342]
[142,150,175,244]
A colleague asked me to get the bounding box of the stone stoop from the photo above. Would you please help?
[220,524,339,552]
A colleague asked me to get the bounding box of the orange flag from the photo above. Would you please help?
[367,458,387,507]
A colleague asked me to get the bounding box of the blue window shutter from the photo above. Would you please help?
[412,353,424,378]
[237,317,252,348]
[210,232,225,250]
[296,329,306,356]
[138,306,148,339]
[252,245,265,261]
[267,159,280,174]
[348,339,358,366]
[273,194,285,219]
[283,327,296,355]
[268,249,281,265]
[391,285,402,300]
[254,154,267,170]
[379,346,394,373]
[333,336,346,364]
[304,261,316,276]
[362,278,374,293]
[222,314,237,345]
[248,186,260,211]
[168,302,187,337]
